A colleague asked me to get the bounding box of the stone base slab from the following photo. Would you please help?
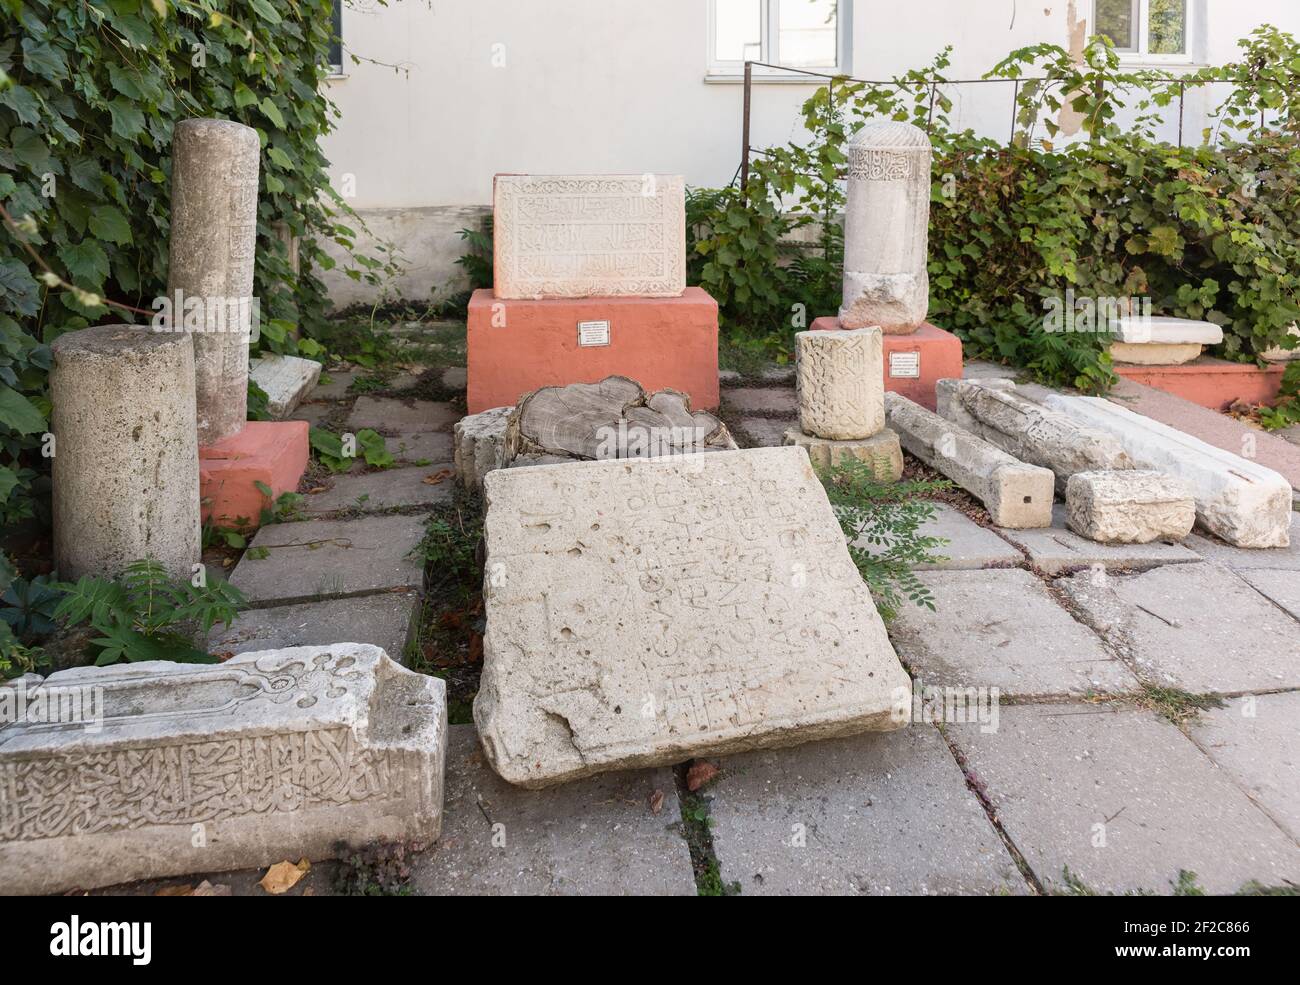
[1114,356,1285,411]
[200,420,309,529]
[1109,341,1203,365]
[0,645,447,895]
[783,427,903,480]
[249,354,322,418]
[466,288,719,414]
[810,317,962,411]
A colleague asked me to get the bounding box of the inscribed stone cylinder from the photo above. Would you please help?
[795,327,885,440]
[840,120,932,334]
[167,117,260,444]
[51,325,201,581]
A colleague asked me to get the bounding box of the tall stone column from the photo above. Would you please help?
[167,118,259,444]
[840,120,932,335]
[795,327,885,440]
[51,325,201,581]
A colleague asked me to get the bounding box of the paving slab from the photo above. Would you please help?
[950,703,1300,895]
[389,431,454,463]
[1185,513,1300,571]
[207,591,420,660]
[874,502,1021,570]
[722,387,798,415]
[288,402,333,427]
[708,726,1028,895]
[735,416,791,447]
[348,396,461,433]
[441,366,467,389]
[1238,567,1300,621]
[229,513,427,606]
[995,504,1200,575]
[309,369,358,401]
[888,568,1136,697]
[1187,692,1300,841]
[411,726,696,896]
[304,465,454,515]
[1058,562,1300,693]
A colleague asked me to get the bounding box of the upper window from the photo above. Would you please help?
[708,0,849,77]
[328,0,343,75]
[1095,0,1194,62]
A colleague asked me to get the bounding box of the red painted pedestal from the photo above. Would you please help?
[467,287,719,413]
[810,317,963,412]
[1114,357,1285,412]
[200,420,310,528]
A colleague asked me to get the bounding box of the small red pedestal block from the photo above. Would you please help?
[200,420,310,528]
[467,287,720,413]
[1114,358,1285,412]
[810,317,963,412]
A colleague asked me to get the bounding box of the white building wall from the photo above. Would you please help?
[320,0,1300,305]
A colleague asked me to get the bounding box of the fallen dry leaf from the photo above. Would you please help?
[154,884,192,897]
[258,858,310,895]
[422,470,453,485]
[649,789,665,814]
[190,880,231,897]
[686,761,720,792]
[308,485,328,494]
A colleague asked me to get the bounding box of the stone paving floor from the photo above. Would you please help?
[112,358,1299,896]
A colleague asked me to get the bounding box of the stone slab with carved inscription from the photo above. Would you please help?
[493,174,686,299]
[473,445,911,788]
[0,644,446,895]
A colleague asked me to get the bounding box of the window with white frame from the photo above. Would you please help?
[1094,0,1196,62]
[708,0,849,76]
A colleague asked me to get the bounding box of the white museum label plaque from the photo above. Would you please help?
[889,351,921,379]
[578,320,611,347]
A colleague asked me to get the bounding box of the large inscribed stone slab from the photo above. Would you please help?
[0,645,446,895]
[493,174,686,299]
[474,446,910,788]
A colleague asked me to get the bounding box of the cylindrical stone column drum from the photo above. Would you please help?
[839,120,932,335]
[796,327,885,440]
[167,118,260,444]
[52,325,201,581]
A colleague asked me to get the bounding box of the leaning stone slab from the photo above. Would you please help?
[1066,470,1195,544]
[783,427,902,479]
[250,354,323,419]
[885,392,1053,528]
[1043,394,1292,548]
[474,446,911,788]
[0,645,447,895]
[493,173,686,299]
[938,379,1134,493]
[455,406,511,491]
[794,327,884,440]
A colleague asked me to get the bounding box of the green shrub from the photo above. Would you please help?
[690,28,1300,391]
[0,0,395,525]
[53,559,244,664]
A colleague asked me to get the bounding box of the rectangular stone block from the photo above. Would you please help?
[884,392,1053,528]
[810,317,963,412]
[493,174,686,299]
[937,379,1134,493]
[1043,394,1292,548]
[249,353,323,419]
[1065,470,1195,544]
[466,288,719,414]
[474,446,911,788]
[795,327,884,440]
[0,645,447,895]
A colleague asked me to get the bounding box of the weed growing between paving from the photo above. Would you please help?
[1134,683,1227,725]
[821,459,952,620]
[674,772,741,896]
[409,495,485,723]
[333,841,417,897]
